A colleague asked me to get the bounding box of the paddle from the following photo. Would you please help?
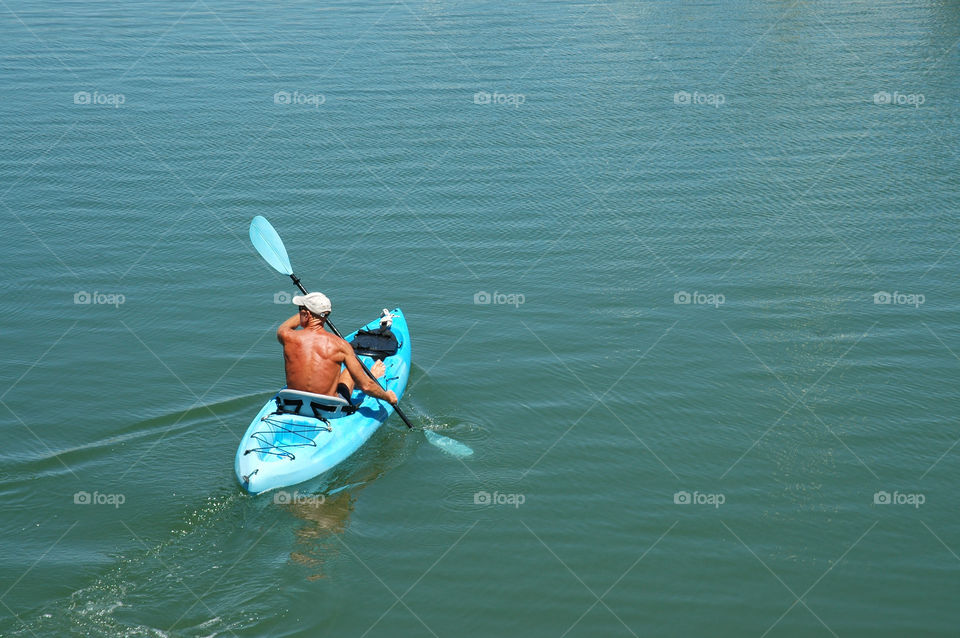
[248,216,473,458]
[249,215,413,427]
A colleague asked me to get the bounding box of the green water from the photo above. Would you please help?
[2,1,959,636]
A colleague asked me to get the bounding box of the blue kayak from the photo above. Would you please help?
[235,308,411,494]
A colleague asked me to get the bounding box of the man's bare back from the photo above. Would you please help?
[277,303,397,405]
[280,326,347,395]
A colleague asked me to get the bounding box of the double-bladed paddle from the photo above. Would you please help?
[249,215,473,458]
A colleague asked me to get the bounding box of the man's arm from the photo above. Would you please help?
[276,314,300,343]
[342,343,398,404]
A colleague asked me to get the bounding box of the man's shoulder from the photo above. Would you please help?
[310,330,349,353]
[281,327,348,350]
[278,326,299,341]
[328,332,351,352]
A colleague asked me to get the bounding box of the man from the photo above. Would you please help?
[277,292,398,406]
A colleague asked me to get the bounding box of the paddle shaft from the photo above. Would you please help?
[289,274,414,429]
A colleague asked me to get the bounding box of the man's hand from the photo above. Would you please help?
[342,343,399,405]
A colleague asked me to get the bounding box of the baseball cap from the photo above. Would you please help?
[292,292,331,315]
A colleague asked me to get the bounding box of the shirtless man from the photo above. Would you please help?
[277,292,398,406]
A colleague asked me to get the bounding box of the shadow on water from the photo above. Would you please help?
[274,421,414,582]
[247,366,483,582]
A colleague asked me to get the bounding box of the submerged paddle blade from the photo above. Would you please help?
[249,215,293,275]
[423,429,474,458]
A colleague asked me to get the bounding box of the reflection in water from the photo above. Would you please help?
[278,425,410,581]
[286,488,359,581]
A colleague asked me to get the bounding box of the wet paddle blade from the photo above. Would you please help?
[249,215,293,275]
[423,429,474,458]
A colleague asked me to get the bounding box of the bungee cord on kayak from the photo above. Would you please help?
[244,412,333,461]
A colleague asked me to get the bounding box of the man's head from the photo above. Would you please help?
[292,292,331,327]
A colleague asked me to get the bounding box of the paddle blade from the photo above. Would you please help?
[424,429,474,458]
[249,216,293,275]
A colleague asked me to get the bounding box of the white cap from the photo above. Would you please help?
[292,292,331,315]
